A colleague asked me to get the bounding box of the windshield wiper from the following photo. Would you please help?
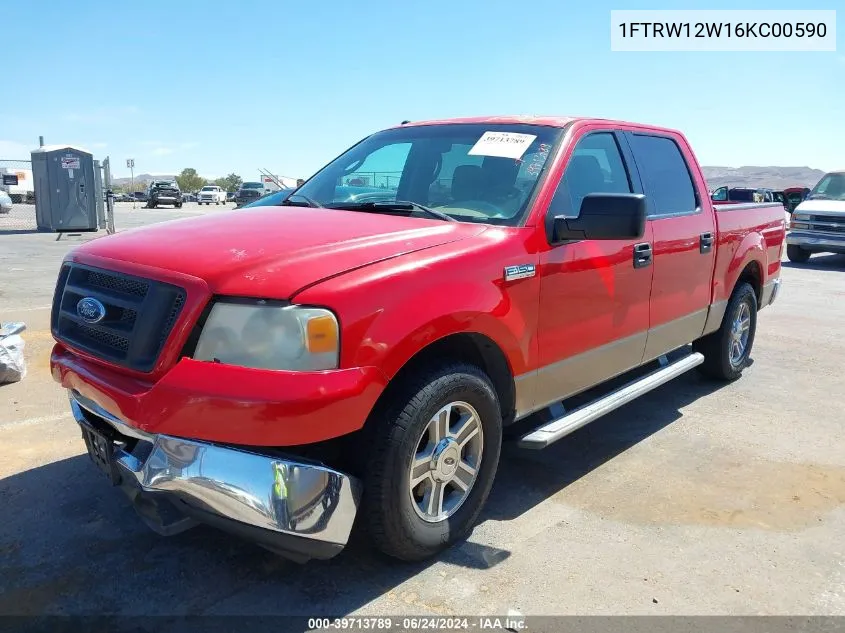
[328,200,457,222]
[281,193,321,208]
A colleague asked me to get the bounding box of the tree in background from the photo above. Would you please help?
[176,168,207,192]
[214,173,243,192]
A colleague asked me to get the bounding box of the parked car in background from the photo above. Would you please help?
[50,115,785,563]
[145,180,182,209]
[234,181,268,207]
[114,192,134,202]
[783,187,811,213]
[226,191,237,202]
[239,186,393,210]
[132,191,149,203]
[711,186,778,205]
[181,192,197,203]
[198,185,227,205]
[786,171,845,262]
[238,188,294,208]
[0,190,12,214]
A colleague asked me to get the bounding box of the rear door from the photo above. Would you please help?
[623,132,716,361]
[532,129,654,411]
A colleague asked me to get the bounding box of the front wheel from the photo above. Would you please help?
[787,244,811,263]
[363,363,502,561]
[693,282,758,381]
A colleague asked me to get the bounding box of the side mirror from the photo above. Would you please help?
[552,193,646,242]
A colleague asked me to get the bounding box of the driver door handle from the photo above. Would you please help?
[633,242,652,269]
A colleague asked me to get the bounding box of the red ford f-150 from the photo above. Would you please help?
[50,116,786,563]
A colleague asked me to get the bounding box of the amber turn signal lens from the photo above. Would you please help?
[306,315,338,353]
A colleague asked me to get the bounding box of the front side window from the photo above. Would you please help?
[547,132,632,218]
[808,172,845,201]
[292,123,563,225]
[711,187,728,202]
[628,134,697,216]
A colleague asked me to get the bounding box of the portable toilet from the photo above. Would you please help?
[31,145,99,232]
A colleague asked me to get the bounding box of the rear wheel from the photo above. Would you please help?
[363,363,502,561]
[787,244,811,263]
[693,282,757,381]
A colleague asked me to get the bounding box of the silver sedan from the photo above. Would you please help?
[0,190,12,214]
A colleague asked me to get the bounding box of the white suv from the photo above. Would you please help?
[198,185,227,205]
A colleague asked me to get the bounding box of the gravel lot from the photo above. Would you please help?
[1,203,844,617]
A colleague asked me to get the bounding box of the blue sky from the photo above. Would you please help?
[1,0,842,180]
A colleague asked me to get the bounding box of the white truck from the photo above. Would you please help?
[0,167,34,203]
[197,185,227,205]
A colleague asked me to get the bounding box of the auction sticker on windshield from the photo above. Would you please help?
[469,132,537,159]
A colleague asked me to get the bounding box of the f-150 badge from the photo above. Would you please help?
[503,264,536,281]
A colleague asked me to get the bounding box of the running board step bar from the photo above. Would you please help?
[518,352,705,449]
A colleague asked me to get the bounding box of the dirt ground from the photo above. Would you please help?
[1,205,844,616]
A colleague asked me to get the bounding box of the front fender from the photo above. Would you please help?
[293,231,540,382]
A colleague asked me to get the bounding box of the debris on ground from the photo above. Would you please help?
[0,322,26,384]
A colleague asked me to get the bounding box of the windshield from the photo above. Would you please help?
[201,186,215,191]
[807,172,845,202]
[153,181,177,188]
[293,123,562,225]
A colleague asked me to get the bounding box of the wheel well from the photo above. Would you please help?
[382,333,516,425]
[737,261,762,304]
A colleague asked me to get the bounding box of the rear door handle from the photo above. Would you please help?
[700,232,714,254]
[633,242,652,269]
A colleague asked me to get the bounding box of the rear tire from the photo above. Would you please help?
[787,244,811,263]
[693,282,757,381]
[363,363,502,561]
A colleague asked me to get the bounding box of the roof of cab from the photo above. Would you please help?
[393,115,683,135]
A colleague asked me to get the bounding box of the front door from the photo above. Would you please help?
[531,129,654,412]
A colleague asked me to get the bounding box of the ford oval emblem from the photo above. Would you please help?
[76,297,106,324]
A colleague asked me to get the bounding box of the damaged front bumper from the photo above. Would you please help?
[69,390,361,562]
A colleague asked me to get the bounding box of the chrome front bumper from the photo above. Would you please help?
[786,231,845,252]
[69,391,361,561]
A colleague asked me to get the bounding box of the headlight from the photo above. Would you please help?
[193,302,339,371]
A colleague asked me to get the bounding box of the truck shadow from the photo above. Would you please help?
[782,253,845,271]
[0,370,729,616]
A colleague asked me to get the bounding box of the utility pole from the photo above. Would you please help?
[126,158,135,208]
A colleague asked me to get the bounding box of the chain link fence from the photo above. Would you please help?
[0,159,36,232]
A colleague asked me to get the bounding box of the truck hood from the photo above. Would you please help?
[73,206,487,298]
[794,200,845,216]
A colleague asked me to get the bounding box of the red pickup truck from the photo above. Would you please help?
[50,116,785,563]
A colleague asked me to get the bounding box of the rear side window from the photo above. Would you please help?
[548,132,632,218]
[628,134,697,216]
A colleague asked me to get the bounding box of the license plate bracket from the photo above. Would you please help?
[80,420,121,485]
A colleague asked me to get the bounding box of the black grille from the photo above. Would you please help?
[52,264,187,372]
[806,215,845,234]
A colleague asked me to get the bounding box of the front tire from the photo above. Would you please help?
[693,282,758,381]
[787,244,811,263]
[363,363,502,561]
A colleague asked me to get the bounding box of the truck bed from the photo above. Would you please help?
[712,202,786,304]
